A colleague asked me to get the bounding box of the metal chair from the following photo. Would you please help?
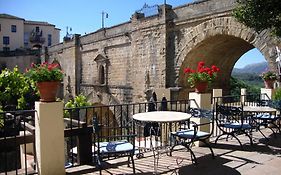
[92,115,136,174]
[170,108,215,164]
[215,104,255,149]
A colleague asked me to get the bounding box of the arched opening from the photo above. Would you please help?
[231,48,267,93]
[179,34,255,94]
[234,48,266,69]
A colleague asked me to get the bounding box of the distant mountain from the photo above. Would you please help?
[232,62,268,75]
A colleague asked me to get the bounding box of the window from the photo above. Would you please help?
[36,27,40,33]
[3,36,9,45]
[94,54,109,86]
[11,25,16,32]
[24,32,29,47]
[98,65,105,84]
[48,34,52,46]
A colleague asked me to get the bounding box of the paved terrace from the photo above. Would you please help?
[66,129,281,175]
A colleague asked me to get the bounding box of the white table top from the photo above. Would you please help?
[132,111,191,123]
[243,106,277,113]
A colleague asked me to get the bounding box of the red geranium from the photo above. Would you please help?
[25,62,63,82]
[184,61,220,88]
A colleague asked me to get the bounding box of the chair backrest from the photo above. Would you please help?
[92,114,101,134]
[215,103,243,125]
[188,107,215,135]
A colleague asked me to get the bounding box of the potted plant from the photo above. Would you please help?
[183,61,220,93]
[260,71,277,89]
[25,62,63,102]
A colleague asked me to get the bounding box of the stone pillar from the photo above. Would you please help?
[261,88,275,100]
[189,92,212,110]
[188,92,211,146]
[212,89,222,107]
[241,88,247,104]
[35,102,65,175]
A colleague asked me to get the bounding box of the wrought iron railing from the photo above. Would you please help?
[63,99,199,167]
[0,109,37,175]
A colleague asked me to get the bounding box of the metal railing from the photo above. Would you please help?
[0,110,37,175]
[1,93,273,174]
[63,99,200,167]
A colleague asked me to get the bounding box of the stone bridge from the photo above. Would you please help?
[45,0,281,105]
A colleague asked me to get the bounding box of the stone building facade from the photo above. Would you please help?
[45,0,281,106]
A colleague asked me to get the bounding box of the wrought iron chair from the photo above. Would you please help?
[170,108,215,164]
[92,115,136,174]
[251,100,281,139]
[215,104,255,149]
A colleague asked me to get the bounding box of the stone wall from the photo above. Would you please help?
[0,54,39,72]
[45,0,281,104]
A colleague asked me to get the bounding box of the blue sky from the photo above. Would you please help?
[0,0,265,68]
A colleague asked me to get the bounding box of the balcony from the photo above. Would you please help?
[1,92,281,174]
[29,29,45,44]
[29,35,45,44]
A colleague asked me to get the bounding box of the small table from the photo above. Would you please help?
[133,111,192,123]
[133,111,192,174]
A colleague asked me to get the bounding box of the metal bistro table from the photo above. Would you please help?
[243,106,280,139]
[133,111,192,174]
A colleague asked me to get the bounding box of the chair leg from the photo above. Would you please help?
[130,154,136,174]
[257,126,269,141]
[242,130,253,145]
[127,156,130,167]
[169,144,177,156]
[95,156,102,175]
[182,142,197,164]
[215,133,233,143]
[215,133,225,144]
[232,134,244,149]
[201,139,215,159]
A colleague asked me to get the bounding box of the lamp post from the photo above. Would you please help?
[101,11,108,28]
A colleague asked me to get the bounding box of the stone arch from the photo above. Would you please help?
[175,16,280,93]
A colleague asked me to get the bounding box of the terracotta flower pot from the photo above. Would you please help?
[37,81,60,102]
[194,81,208,93]
[264,80,275,89]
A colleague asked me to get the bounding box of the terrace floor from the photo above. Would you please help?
[66,128,281,175]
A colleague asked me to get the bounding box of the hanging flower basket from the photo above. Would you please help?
[37,81,60,102]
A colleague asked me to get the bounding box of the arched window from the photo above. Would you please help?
[99,65,105,85]
[94,54,109,86]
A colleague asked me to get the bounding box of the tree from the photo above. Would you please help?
[233,0,281,37]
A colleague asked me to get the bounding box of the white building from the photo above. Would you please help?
[0,14,60,51]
